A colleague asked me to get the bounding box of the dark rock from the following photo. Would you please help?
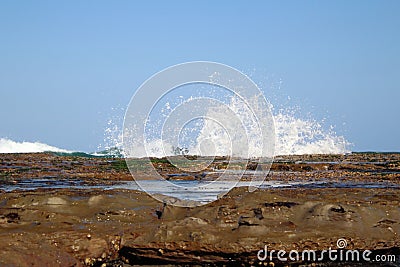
[5,212,20,223]
[252,208,264,220]
[264,201,298,208]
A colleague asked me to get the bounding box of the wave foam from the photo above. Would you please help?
[0,138,71,153]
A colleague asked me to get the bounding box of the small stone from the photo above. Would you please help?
[47,197,67,205]
[84,258,91,265]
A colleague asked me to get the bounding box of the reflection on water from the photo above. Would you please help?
[1,178,398,203]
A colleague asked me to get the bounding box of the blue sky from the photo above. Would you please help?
[0,1,399,152]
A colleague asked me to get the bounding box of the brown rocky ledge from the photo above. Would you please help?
[0,153,399,266]
[0,187,399,266]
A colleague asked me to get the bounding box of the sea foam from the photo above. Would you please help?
[0,138,70,153]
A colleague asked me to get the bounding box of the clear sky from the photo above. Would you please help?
[0,1,399,152]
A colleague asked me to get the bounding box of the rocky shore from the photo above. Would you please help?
[0,153,399,266]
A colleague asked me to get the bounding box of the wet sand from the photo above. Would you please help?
[0,153,399,266]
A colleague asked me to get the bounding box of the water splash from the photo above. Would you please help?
[274,112,350,155]
[190,96,350,156]
[0,85,350,157]
[95,107,124,157]
[101,97,350,158]
[0,100,350,156]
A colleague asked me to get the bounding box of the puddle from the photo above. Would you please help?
[1,177,398,203]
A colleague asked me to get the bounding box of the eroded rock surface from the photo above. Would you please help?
[0,153,399,266]
[0,187,399,266]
